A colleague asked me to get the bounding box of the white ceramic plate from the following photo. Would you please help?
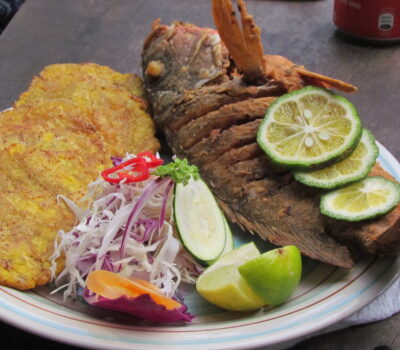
[1,142,399,350]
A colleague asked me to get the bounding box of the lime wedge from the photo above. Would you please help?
[196,265,266,311]
[196,243,302,311]
[257,86,362,170]
[196,243,264,311]
[294,129,378,189]
[320,176,400,221]
[203,242,260,274]
[238,246,302,306]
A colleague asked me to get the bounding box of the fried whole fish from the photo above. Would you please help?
[142,0,400,267]
[0,63,160,289]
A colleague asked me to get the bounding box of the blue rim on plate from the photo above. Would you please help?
[1,142,399,350]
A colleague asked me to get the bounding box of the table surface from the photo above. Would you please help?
[0,0,399,349]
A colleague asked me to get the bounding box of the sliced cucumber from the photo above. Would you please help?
[174,178,226,261]
[205,215,234,265]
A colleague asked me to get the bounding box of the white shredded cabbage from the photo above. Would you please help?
[50,154,203,300]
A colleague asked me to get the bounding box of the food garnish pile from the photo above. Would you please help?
[52,155,203,322]
[50,152,301,319]
[1,0,400,324]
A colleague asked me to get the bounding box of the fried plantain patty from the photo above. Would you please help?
[0,63,160,289]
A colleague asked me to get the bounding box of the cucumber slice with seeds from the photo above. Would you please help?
[294,128,378,189]
[320,176,400,222]
[205,216,234,265]
[257,86,362,170]
[174,178,226,261]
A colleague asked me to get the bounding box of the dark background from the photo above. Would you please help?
[0,0,399,349]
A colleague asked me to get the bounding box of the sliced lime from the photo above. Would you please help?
[238,246,302,306]
[204,242,260,273]
[196,243,302,311]
[196,243,264,311]
[196,265,266,311]
[294,128,378,189]
[320,176,400,221]
[257,86,362,170]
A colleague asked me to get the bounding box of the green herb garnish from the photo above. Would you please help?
[154,157,199,185]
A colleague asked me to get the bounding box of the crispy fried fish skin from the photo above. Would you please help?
[0,64,159,290]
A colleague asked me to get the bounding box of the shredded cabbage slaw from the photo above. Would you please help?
[50,154,204,301]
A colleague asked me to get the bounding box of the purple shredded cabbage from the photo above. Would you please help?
[102,253,114,272]
[111,156,123,166]
[119,177,171,259]
[159,180,175,229]
[131,218,158,243]
[84,290,193,323]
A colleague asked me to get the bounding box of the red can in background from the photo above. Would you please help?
[334,0,400,43]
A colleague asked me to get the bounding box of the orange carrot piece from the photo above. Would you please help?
[86,270,182,310]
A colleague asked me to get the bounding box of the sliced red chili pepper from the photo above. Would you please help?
[102,158,149,184]
[137,151,164,168]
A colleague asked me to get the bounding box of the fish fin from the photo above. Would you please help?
[212,0,265,82]
[296,67,357,93]
[264,54,357,93]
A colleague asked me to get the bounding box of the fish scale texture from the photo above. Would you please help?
[142,21,400,267]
